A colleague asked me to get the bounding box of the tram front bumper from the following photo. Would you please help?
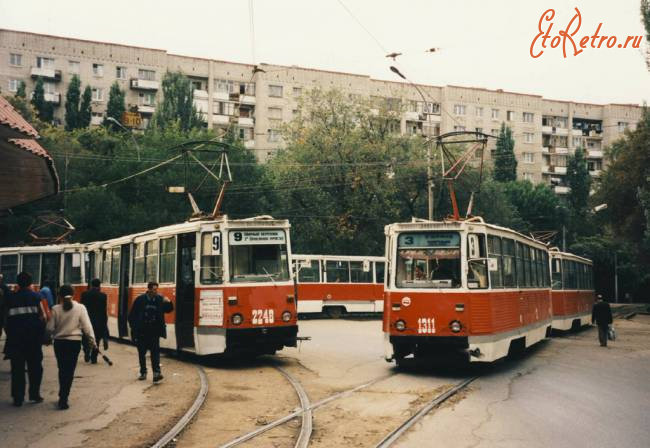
[226,325,298,353]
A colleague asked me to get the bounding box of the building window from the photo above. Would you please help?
[215,79,233,93]
[524,132,534,143]
[268,118,282,142]
[491,128,499,136]
[523,172,533,181]
[453,104,466,115]
[116,66,127,80]
[139,92,156,106]
[523,112,534,123]
[68,61,80,74]
[507,110,515,121]
[92,63,104,77]
[239,127,254,141]
[293,87,302,96]
[138,69,155,81]
[36,56,55,69]
[491,108,499,120]
[43,82,56,94]
[215,101,235,116]
[268,84,283,98]
[240,82,255,95]
[475,106,483,117]
[9,53,22,66]
[617,121,628,132]
[91,87,104,102]
[8,79,20,92]
[423,102,440,114]
[268,107,283,119]
[475,127,483,134]
[522,152,535,164]
[453,125,466,132]
[572,136,582,147]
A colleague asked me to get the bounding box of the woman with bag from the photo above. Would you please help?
[46,284,96,409]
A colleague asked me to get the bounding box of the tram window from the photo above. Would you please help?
[543,252,550,287]
[230,242,290,283]
[325,260,350,283]
[395,232,461,289]
[41,253,60,290]
[552,258,562,289]
[22,254,42,285]
[110,247,121,285]
[487,236,503,288]
[0,254,18,284]
[159,237,176,283]
[375,262,385,284]
[64,253,82,284]
[145,240,158,283]
[516,242,526,288]
[200,233,223,284]
[101,250,111,284]
[297,260,320,283]
[350,261,372,283]
[528,248,537,287]
[85,252,95,284]
[536,250,544,288]
[501,239,516,287]
[133,242,146,284]
[467,234,488,289]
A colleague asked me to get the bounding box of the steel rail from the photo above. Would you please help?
[151,366,209,448]
[275,366,313,448]
[374,376,478,448]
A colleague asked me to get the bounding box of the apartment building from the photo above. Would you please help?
[0,28,642,193]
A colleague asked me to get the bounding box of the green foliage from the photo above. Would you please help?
[65,75,81,131]
[642,0,650,41]
[566,147,591,213]
[501,180,565,236]
[4,94,38,126]
[493,123,517,182]
[105,82,126,130]
[16,81,26,98]
[152,71,202,132]
[31,77,54,123]
[79,86,92,128]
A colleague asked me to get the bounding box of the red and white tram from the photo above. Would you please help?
[549,249,595,331]
[383,218,553,364]
[292,254,385,316]
[84,215,298,355]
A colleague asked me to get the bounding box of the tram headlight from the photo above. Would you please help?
[395,320,406,331]
[231,313,243,325]
[449,320,462,333]
[282,311,292,322]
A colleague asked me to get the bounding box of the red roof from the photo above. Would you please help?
[0,96,39,138]
[8,138,53,161]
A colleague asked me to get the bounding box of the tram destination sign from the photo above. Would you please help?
[229,230,286,245]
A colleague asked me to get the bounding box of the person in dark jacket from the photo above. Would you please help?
[0,273,9,338]
[5,272,46,406]
[81,278,108,364]
[128,281,173,382]
[592,295,613,347]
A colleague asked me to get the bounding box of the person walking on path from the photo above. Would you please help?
[47,284,96,410]
[39,276,55,309]
[4,272,47,406]
[0,273,9,338]
[81,278,108,364]
[592,295,613,347]
[128,281,173,382]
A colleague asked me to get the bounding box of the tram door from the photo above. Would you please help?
[118,244,131,337]
[41,253,60,292]
[176,233,196,349]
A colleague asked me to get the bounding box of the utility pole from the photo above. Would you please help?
[562,225,566,252]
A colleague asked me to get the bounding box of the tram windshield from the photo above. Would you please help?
[395,232,461,288]
[229,230,290,283]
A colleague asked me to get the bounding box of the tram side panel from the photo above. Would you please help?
[297,282,383,314]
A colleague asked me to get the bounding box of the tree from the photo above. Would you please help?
[565,147,591,215]
[642,0,650,69]
[64,75,81,131]
[31,77,53,122]
[16,81,26,98]
[105,82,125,130]
[502,180,565,236]
[152,71,202,132]
[493,122,517,182]
[79,86,92,128]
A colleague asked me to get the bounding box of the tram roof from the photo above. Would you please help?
[548,247,593,264]
[292,254,385,262]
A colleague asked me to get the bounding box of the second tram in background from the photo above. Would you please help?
[292,254,385,317]
[549,248,595,331]
[383,217,553,364]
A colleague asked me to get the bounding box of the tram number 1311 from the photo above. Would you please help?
[252,309,275,325]
[417,317,436,334]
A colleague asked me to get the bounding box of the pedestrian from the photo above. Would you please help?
[39,275,55,309]
[128,281,173,382]
[81,278,108,364]
[592,295,613,347]
[4,272,46,406]
[0,273,8,338]
[47,284,96,410]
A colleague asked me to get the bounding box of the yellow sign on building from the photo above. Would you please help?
[122,111,142,128]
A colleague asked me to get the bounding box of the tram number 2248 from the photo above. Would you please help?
[417,317,435,334]
[252,309,275,325]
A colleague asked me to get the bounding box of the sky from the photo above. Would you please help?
[1,0,648,105]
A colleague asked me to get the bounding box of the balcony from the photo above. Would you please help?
[90,115,103,126]
[555,127,568,136]
[553,147,568,154]
[554,166,567,175]
[238,117,254,127]
[554,185,571,194]
[193,89,208,100]
[587,131,603,139]
[244,140,255,149]
[213,114,229,124]
[404,111,420,121]
[571,129,583,136]
[138,105,155,114]
[542,125,553,134]
[542,165,552,174]
[542,146,550,154]
[588,150,604,158]
[589,170,602,177]
[31,67,62,82]
[213,91,230,101]
[130,79,159,90]
[44,92,61,105]
[240,95,256,105]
